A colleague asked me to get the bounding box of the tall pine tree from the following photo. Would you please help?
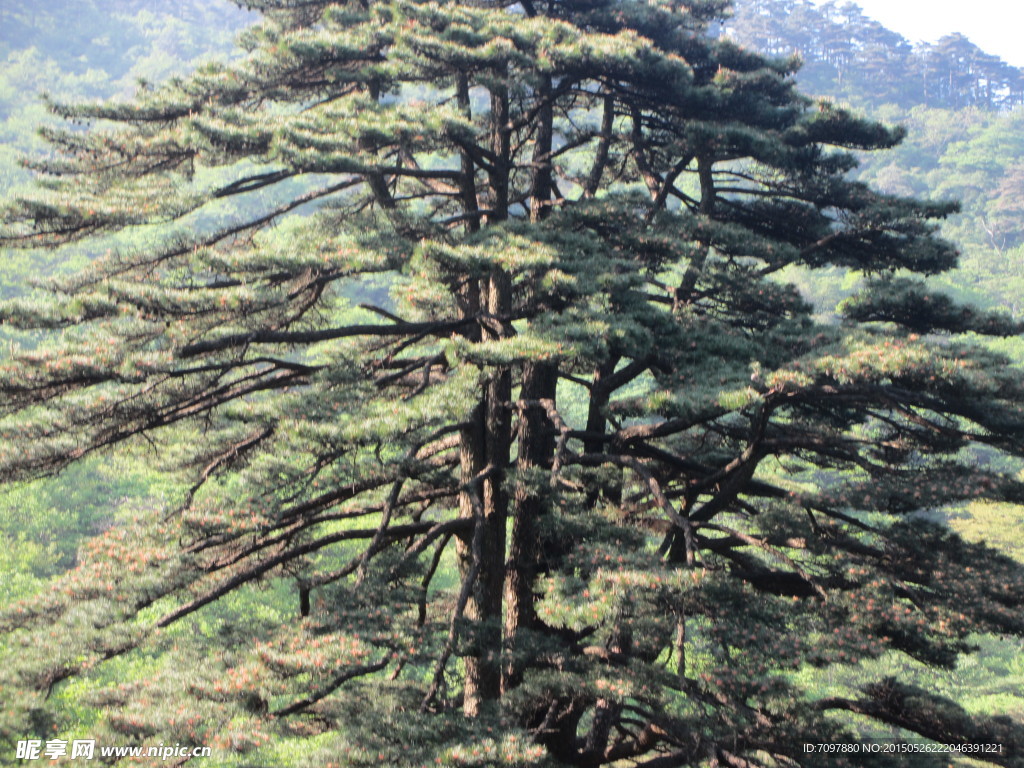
[1,0,1022,765]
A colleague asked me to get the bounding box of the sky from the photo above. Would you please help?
[813,0,1024,68]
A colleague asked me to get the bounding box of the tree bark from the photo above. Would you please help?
[503,361,556,692]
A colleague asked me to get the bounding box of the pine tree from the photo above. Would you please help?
[1,1,1023,766]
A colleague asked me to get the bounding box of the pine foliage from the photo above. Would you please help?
[1,1,1023,766]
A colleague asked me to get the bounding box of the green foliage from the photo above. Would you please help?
[1,2,1023,767]
[840,277,1023,336]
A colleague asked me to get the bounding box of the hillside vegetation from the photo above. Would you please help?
[0,2,1021,766]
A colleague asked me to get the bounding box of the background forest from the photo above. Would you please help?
[0,0,254,603]
[1,1,1023,766]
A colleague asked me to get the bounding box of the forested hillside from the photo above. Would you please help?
[0,0,252,608]
[0,0,251,216]
[0,1,250,78]
[727,0,1024,111]
[726,1,1024,318]
[857,106,1024,315]
[0,0,251,609]
[0,2,1022,767]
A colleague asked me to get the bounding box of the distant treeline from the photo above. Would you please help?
[725,0,1024,109]
[0,0,252,78]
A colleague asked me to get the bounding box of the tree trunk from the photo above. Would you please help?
[504,361,556,692]
[460,268,513,715]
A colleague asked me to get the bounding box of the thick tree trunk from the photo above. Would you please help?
[489,72,510,224]
[459,67,517,717]
[584,356,619,456]
[584,93,615,198]
[456,73,480,234]
[530,75,554,222]
[677,155,716,301]
[458,398,489,715]
[460,268,513,716]
[502,75,559,694]
[503,361,556,692]
[584,357,623,505]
